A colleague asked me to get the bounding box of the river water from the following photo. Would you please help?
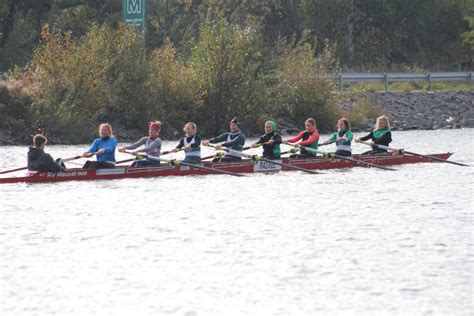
[1,129,473,315]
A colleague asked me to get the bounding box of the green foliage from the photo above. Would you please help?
[276,40,341,132]
[0,2,471,143]
[147,39,196,129]
[190,15,268,134]
[344,97,386,130]
[22,23,149,142]
[462,16,474,50]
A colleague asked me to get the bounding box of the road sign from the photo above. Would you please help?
[123,0,146,29]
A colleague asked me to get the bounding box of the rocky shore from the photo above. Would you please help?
[340,91,474,131]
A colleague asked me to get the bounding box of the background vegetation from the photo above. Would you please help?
[0,0,472,143]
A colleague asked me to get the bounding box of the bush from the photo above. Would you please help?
[190,15,269,135]
[147,39,196,134]
[275,40,341,132]
[344,97,386,130]
[24,23,149,142]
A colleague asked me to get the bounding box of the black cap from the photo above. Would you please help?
[231,117,240,128]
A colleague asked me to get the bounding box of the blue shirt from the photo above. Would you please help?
[87,137,117,163]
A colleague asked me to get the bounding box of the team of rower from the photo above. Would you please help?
[27,115,393,172]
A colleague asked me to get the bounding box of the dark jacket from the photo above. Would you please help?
[255,131,282,158]
[27,147,65,172]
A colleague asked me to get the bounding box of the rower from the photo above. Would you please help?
[320,118,353,156]
[251,120,282,159]
[355,115,392,155]
[283,118,319,158]
[82,123,117,169]
[202,118,245,162]
[170,122,201,164]
[27,134,65,172]
[119,121,162,167]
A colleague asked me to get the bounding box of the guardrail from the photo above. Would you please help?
[339,72,473,91]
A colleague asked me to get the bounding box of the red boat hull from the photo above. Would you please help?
[0,153,453,184]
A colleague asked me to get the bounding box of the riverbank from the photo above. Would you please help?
[0,91,472,145]
[340,91,474,131]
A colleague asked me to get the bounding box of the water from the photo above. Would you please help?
[1,129,473,315]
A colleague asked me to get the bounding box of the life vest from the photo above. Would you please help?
[335,130,352,152]
[183,135,201,159]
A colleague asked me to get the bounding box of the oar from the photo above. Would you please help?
[124,151,244,177]
[0,155,83,175]
[288,144,396,171]
[318,140,335,147]
[202,152,225,161]
[115,158,136,165]
[360,141,469,167]
[206,144,320,174]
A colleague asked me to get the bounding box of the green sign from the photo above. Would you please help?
[123,0,146,29]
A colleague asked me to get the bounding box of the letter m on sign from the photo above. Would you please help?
[127,0,141,14]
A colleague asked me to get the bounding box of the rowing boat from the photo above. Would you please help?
[0,153,452,184]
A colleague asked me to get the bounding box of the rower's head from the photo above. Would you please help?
[149,121,161,138]
[376,115,390,130]
[33,134,47,149]
[99,123,113,138]
[305,118,316,132]
[337,118,351,131]
[264,120,277,134]
[230,118,240,133]
[183,122,197,137]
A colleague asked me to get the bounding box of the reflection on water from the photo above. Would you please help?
[1,129,473,315]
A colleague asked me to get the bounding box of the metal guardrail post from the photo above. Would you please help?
[340,74,343,92]
[427,73,431,91]
[383,73,388,92]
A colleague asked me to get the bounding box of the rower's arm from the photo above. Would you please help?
[300,132,319,146]
[138,138,161,153]
[360,132,373,142]
[287,131,304,143]
[210,133,227,144]
[124,137,146,150]
[223,133,245,147]
[87,139,99,154]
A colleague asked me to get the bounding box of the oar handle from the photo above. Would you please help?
[360,141,404,154]
[124,149,244,176]
[62,155,83,162]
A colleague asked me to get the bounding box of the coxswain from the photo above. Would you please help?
[119,121,162,167]
[202,118,246,162]
[283,118,319,158]
[82,123,117,169]
[170,122,202,164]
[251,120,282,159]
[320,118,353,156]
[27,134,65,172]
[355,115,392,155]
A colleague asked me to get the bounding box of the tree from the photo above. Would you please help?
[190,14,267,134]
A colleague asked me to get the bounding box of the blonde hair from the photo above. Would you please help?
[99,123,113,136]
[376,115,390,130]
[183,122,197,132]
[305,118,316,127]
